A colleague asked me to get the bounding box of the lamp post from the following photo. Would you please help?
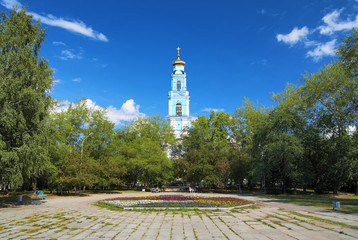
[79,132,93,193]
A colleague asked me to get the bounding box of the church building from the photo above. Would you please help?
[168,47,192,137]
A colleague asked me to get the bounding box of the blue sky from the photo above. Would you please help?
[1,0,358,125]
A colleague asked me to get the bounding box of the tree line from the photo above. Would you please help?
[176,29,358,194]
[1,8,357,195]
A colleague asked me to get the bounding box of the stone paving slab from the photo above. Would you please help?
[1,192,358,239]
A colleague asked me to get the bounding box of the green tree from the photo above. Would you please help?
[337,28,358,76]
[350,130,358,195]
[0,8,54,192]
[250,85,305,193]
[336,29,358,194]
[111,115,175,188]
[184,145,223,187]
[48,99,116,193]
[121,114,176,150]
[181,111,235,188]
[232,99,268,189]
[300,61,357,194]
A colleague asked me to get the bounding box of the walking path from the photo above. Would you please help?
[0,192,357,239]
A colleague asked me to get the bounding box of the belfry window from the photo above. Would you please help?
[176,103,182,116]
[177,81,181,91]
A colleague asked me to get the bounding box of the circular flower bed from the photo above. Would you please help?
[102,195,251,208]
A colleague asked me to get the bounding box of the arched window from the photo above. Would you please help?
[176,103,182,116]
[176,81,181,91]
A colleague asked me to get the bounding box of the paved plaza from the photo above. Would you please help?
[0,192,357,239]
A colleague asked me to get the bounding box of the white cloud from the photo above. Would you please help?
[59,49,82,60]
[202,108,225,113]
[53,41,66,46]
[307,39,337,61]
[83,99,102,111]
[106,99,146,124]
[319,9,358,35]
[250,59,268,65]
[258,9,266,15]
[191,116,198,121]
[304,40,318,48]
[97,33,108,42]
[0,0,108,42]
[0,0,21,9]
[28,12,109,42]
[52,99,145,125]
[276,26,309,45]
[276,8,358,61]
[72,78,81,82]
[51,100,70,113]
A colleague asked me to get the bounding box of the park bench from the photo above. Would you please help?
[36,190,47,200]
[150,188,161,193]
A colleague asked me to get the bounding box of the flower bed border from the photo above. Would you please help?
[100,194,255,210]
[119,202,256,210]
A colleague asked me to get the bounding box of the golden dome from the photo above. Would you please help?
[172,57,186,66]
[172,47,186,66]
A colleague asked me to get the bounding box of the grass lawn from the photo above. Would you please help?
[263,191,358,214]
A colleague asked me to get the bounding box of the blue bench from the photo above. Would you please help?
[36,190,47,200]
[150,188,161,193]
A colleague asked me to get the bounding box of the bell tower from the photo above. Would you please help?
[168,47,191,137]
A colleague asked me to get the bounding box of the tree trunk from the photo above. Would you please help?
[133,176,138,189]
[3,184,8,195]
[355,180,358,196]
[33,175,37,196]
[282,181,287,194]
[237,181,242,194]
[307,151,321,193]
[333,184,338,195]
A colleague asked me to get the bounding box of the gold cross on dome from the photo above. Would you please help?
[177,47,181,57]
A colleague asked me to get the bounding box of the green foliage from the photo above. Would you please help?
[233,99,268,187]
[245,29,357,194]
[338,28,358,76]
[110,115,175,187]
[48,99,117,192]
[178,28,358,193]
[232,98,268,148]
[1,7,357,195]
[180,111,242,187]
[0,8,54,191]
[301,62,356,134]
[253,86,304,193]
[299,60,357,193]
[350,131,358,194]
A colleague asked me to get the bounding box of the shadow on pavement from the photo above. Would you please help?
[0,199,46,208]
